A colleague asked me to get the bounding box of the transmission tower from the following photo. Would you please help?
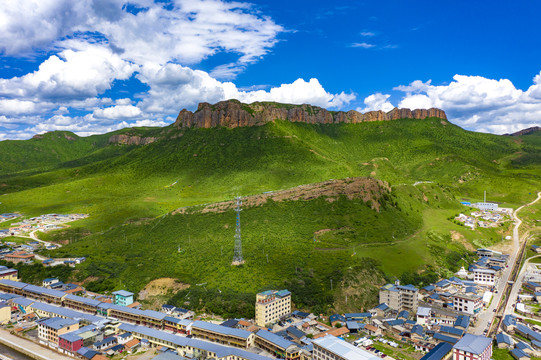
[232,196,245,266]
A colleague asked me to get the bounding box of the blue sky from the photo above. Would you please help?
[0,0,540,140]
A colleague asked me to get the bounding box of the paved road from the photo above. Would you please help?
[471,192,541,335]
[0,329,73,360]
[502,193,541,317]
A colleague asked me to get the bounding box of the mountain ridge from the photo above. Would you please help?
[174,99,447,129]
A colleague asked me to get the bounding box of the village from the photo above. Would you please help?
[454,200,513,230]
[0,213,88,238]
[0,213,88,268]
[0,241,539,360]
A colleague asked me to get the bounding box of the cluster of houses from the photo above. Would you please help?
[0,213,19,223]
[0,236,85,267]
[0,280,386,360]
[494,315,541,359]
[454,210,510,229]
[0,213,87,237]
[419,248,508,317]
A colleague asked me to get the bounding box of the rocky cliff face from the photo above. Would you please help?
[108,134,157,145]
[174,100,447,129]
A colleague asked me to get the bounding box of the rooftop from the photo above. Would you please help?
[313,335,380,360]
[453,334,491,355]
[40,317,78,330]
[112,290,134,297]
[256,329,297,350]
[192,320,252,339]
[420,342,453,360]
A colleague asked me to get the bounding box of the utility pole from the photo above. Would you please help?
[232,196,245,266]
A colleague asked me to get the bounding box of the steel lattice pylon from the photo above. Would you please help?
[232,196,245,266]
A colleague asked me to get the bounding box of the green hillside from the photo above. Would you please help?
[0,111,539,315]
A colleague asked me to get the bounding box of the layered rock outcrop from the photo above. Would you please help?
[108,134,157,145]
[174,100,447,129]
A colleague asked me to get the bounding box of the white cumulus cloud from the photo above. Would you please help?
[359,93,395,112]
[394,73,541,134]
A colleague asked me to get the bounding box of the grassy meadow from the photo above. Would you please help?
[0,112,539,315]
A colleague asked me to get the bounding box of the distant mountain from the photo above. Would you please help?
[505,126,540,136]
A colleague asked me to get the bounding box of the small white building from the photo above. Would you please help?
[473,268,497,286]
[42,278,59,288]
[452,293,483,315]
[456,266,469,278]
[416,307,431,325]
[475,202,499,211]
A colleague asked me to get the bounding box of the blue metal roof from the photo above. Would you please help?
[440,326,464,336]
[510,348,530,359]
[0,293,20,301]
[65,294,102,307]
[385,319,404,327]
[346,321,362,330]
[420,342,453,360]
[256,329,296,350]
[329,314,345,323]
[12,297,34,307]
[192,320,252,339]
[397,310,409,319]
[503,315,517,327]
[30,300,103,323]
[164,317,192,326]
[436,280,450,287]
[221,319,239,328]
[292,310,310,318]
[531,340,541,349]
[433,333,458,344]
[495,333,512,345]
[345,312,371,319]
[94,336,117,348]
[516,324,541,342]
[40,317,78,330]
[453,334,491,355]
[0,279,28,289]
[143,309,167,320]
[411,324,424,336]
[77,347,99,359]
[275,290,291,298]
[59,332,82,342]
[286,326,305,339]
[516,342,533,351]
[454,315,471,329]
[24,284,67,298]
[423,285,435,292]
[119,323,272,360]
[375,303,389,311]
[112,290,134,297]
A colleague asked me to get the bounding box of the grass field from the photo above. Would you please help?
[0,109,539,315]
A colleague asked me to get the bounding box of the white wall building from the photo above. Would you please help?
[452,294,483,315]
[473,268,496,286]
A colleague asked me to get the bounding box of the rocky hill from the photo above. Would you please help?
[506,126,540,136]
[174,99,447,129]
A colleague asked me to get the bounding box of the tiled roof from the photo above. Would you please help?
[453,334,491,355]
[192,320,252,339]
[420,342,453,360]
[256,329,296,350]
